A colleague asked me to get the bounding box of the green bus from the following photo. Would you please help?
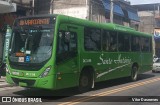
[6,14,153,92]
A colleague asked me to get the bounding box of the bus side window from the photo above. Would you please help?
[84,27,101,51]
[109,31,117,52]
[141,37,150,52]
[57,31,77,63]
[131,36,140,52]
[150,38,152,52]
[118,32,130,52]
[102,30,110,51]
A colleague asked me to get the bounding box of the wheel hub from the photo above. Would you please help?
[81,76,88,87]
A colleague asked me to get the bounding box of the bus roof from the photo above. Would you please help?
[57,14,152,37]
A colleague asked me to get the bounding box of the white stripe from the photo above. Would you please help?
[97,63,131,78]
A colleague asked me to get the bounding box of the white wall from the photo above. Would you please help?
[53,7,88,19]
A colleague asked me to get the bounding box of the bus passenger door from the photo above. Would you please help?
[56,24,80,89]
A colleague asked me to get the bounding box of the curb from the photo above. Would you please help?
[0,77,15,88]
[0,83,15,88]
[0,83,11,88]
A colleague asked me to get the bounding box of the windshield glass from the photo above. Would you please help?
[9,26,54,64]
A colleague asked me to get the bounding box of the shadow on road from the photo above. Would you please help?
[12,71,156,101]
[93,72,155,91]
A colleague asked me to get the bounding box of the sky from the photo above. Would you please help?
[129,0,160,5]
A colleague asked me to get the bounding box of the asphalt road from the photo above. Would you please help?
[1,71,160,105]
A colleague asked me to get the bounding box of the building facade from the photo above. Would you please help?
[133,4,160,56]
[0,0,16,13]
[34,0,139,29]
[0,0,32,69]
[134,4,160,33]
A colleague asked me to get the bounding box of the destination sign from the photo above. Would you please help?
[16,52,25,57]
[19,18,50,26]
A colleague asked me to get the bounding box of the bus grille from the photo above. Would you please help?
[12,78,35,87]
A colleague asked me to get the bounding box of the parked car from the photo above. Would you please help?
[152,58,160,73]
[153,55,159,63]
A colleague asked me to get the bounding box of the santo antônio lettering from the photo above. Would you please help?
[19,18,50,26]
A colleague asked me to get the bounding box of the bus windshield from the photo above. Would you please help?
[9,25,54,64]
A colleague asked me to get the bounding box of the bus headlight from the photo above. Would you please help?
[6,64,11,74]
[39,66,51,78]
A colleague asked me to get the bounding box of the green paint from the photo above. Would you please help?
[3,25,12,63]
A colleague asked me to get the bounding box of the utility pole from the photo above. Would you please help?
[110,0,114,23]
[32,0,34,15]
[89,0,92,20]
[86,0,89,20]
[50,0,54,14]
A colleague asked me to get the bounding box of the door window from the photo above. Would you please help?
[57,31,77,62]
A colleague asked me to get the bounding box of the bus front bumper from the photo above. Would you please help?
[6,74,56,90]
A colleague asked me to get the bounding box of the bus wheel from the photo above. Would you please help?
[79,71,92,93]
[131,66,138,81]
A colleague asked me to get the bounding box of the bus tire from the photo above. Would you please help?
[130,66,138,81]
[78,71,93,93]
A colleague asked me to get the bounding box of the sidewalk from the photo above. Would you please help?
[0,76,14,88]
